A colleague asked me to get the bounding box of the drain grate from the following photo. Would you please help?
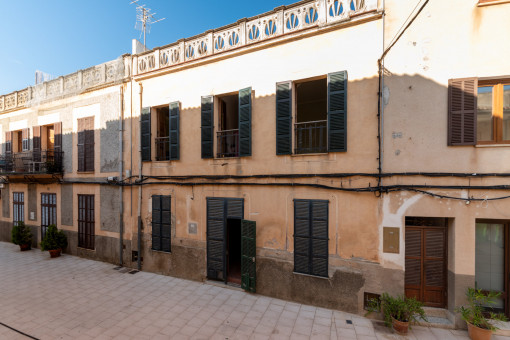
[128,270,139,274]
[113,266,139,274]
[346,320,353,325]
[113,266,122,270]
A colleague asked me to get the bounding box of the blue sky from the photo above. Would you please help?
[0,0,296,95]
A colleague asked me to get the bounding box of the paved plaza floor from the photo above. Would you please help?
[0,241,509,340]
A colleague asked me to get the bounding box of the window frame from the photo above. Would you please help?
[215,91,241,159]
[477,80,510,145]
[13,192,24,226]
[77,116,95,172]
[78,194,95,250]
[151,195,171,253]
[41,193,57,241]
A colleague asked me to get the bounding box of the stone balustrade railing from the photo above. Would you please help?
[135,0,378,75]
[0,58,126,113]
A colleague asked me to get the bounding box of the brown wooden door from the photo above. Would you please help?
[405,225,447,308]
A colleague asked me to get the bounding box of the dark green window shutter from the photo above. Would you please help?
[201,96,214,159]
[206,198,226,281]
[294,199,328,277]
[152,195,171,252]
[241,219,256,293]
[239,87,252,157]
[276,81,292,155]
[141,107,151,161]
[169,101,180,160]
[328,71,347,152]
[311,200,328,277]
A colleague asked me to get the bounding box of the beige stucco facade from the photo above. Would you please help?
[0,0,509,325]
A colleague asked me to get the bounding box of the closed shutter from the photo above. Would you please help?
[207,198,226,280]
[448,78,477,145]
[405,228,422,301]
[294,199,329,277]
[78,119,85,172]
[241,219,256,293]
[33,126,41,162]
[169,102,180,161]
[328,71,347,152]
[22,128,29,151]
[226,198,243,219]
[239,87,252,157]
[85,118,94,171]
[311,200,328,277]
[152,195,171,252]
[5,131,12,154]
[276,81,292,155]
[141,107,151,161]
[54,122,63,167]
[201,96,214,159]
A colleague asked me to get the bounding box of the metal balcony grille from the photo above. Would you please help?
[294,120,327,154]
[217,129,239,158]
[155,136,170,161]
[0,150,64,174]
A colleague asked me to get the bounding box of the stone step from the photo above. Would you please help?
[423,307,450,319]
[492,321,510,336]
[417,316,455,329]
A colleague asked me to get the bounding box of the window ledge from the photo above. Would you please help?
[475,144,510,148]
[293,271,329,280]
[150,249,171,254]
[478,0,510,6]
[291,152,329,157]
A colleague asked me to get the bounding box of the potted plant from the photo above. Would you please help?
[366,293,427,335]
[40,224,68,258]
[456,288,507,340]
[11,221,32,251]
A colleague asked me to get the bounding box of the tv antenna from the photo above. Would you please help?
[130,0,165,48]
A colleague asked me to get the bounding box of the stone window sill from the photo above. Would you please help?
[478,0,510,6]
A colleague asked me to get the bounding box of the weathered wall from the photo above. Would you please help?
[2,184,9,218]
[100,185,119,232]
[61,184,73,226]
[28,184,37,221]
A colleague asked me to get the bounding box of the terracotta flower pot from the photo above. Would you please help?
[19,244,31,251]
[467,323,493,340]
[392,317,409,335]
[48,248,62,258]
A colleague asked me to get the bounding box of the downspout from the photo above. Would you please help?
[118,85,124,266]
[137,83,143,271]
[377,0,429,195]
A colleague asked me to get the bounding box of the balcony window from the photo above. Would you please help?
[217,94,239,158]
[155,106,170,161]
[295,78,328,154]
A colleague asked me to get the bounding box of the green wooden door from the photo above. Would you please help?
[241,219,256,292]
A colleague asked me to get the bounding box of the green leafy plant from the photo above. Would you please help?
[11,221,32,246]
[456,288,507,331]
[41,224,68,251]
[366,293,427,328]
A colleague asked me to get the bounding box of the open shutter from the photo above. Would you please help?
[311,200,328,277]
[276,82,292,155]
[33,126,41,162]
[85,117,94,171]
[201,96,214,159]
[151,196,162,251]
[77,119,85,172]
[241,219,256,292]
[169,102,180,161]
[5,131,12,154]
[22,128,29,151]
[239,87,252,157]
[141,107,151,161]
[448,78,477,145]
[207,198,226,281]
[328,71,347,152]
[294,200,311,274]
[54,122,62,167]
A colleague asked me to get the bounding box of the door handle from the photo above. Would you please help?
[251,257,255,263]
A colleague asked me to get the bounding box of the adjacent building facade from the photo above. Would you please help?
[0,0,508,327]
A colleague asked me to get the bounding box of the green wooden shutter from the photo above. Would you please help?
[239,87,252,157]
[33,126,41,162]
[294,200,311,274]
[77,119,85,172]
[276,82,292,155]
[311,200,329,277]
[169,101,180,160]
[226,198,244,219]
[151,195,162,251]
[201,96,214,159]
[241,219,256,293]
[161,195,171,252]
[328,71,347,152]
[207,198,226,281]
[141,107,151,161]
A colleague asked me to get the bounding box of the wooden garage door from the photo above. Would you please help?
[405,222,447,308]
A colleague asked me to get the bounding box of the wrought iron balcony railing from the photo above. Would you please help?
[155,136,170,161]
[0,150,64,174]
[295,120,328,154]
[217,129,239,158]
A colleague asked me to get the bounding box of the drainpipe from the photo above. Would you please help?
[118,85,124,266]
[137,83,143,271]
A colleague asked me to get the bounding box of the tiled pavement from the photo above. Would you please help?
[0,242,509,340]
